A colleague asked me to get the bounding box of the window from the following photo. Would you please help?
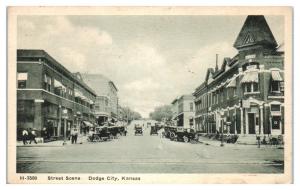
[272,116,281,129]
[244,82,259,93]
[44,74,51,92]
[18,80,26,88]
[255,117,259,125]
[226,89,229,100]
[271,104,281,112]
[280,81,284,92]
[190,103,193,111]
[17,72,28,89]
[245,83,251,92]
[271,81,280,92]
[233,88,237,96]
[253,83,259,92]
[220,89,223,102]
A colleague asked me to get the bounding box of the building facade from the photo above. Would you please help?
[171,94,195,130]
[17,49,97,140]
[81,74,119,125]
[193,16,284,141]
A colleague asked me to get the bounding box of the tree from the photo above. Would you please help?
[121,106,142,122]
[149,105,173,122]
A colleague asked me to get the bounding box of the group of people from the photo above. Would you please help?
[70,127,79,144]
[22,128,37,145]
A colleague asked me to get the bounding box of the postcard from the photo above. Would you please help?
[7,6,293,184]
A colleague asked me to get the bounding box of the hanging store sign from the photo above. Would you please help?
[34,99,44,103]
[245,54,256,60]
[62,109,68,119]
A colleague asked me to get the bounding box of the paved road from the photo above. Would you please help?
[17,124,284,173]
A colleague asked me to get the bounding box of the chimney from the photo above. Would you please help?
[215,54,219,72]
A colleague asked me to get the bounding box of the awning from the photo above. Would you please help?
[82,121,93,127]
[226,78,236,88]
[54,79,63,87]
[271,71,283,81]
[241,71,258,83]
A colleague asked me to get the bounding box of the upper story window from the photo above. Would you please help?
[17,72,28,88]
[244,82,259,93]
[241,71,259,94]
[270,70,284,93]
[190,103,193,112]
[54,79,66,97]
[44,74,52,92]
[271,104,281,112]
[233,88,237,96]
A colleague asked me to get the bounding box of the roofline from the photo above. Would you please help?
[171,98,178,104]
[17,49,97,96]
[109,81,118,91]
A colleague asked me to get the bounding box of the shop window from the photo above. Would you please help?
[272,116,281,129]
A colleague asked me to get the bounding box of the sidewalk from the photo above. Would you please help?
[198,136,260,148]
[17,140,66,147]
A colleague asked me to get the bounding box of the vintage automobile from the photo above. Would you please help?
[88,126,111,142]
[175,127,196,143]
[163,126,177,140]
[150,126,158,135]
[134,126,143,136]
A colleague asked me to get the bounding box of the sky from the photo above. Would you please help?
[17,15,284,117]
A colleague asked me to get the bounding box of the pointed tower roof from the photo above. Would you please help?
[234,15,278,50]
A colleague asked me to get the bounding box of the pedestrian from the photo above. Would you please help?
[74,128,79,144]
[29,128,37,144]
[256,134,261,148]
[70,127,77,144]
[22,129,28,145]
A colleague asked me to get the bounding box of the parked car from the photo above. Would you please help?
[134,126,143,136]
[150,126,158,135]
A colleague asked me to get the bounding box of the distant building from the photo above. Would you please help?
[171,94,195,130]
[17,49,97,140]
[193,16,284,142]
[81,74,119,125]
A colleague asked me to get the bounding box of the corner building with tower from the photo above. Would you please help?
[193,16,285,143]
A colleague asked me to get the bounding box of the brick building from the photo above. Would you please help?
[171,94,195,130]
[193,16,284,142]
[17,49,97,140]
[81,74,119,125]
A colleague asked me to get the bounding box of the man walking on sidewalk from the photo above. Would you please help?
[29,128,37,144]
[22,129,28,145]
[71,127,79,144]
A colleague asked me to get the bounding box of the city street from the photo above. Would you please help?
[17,124,284,173]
